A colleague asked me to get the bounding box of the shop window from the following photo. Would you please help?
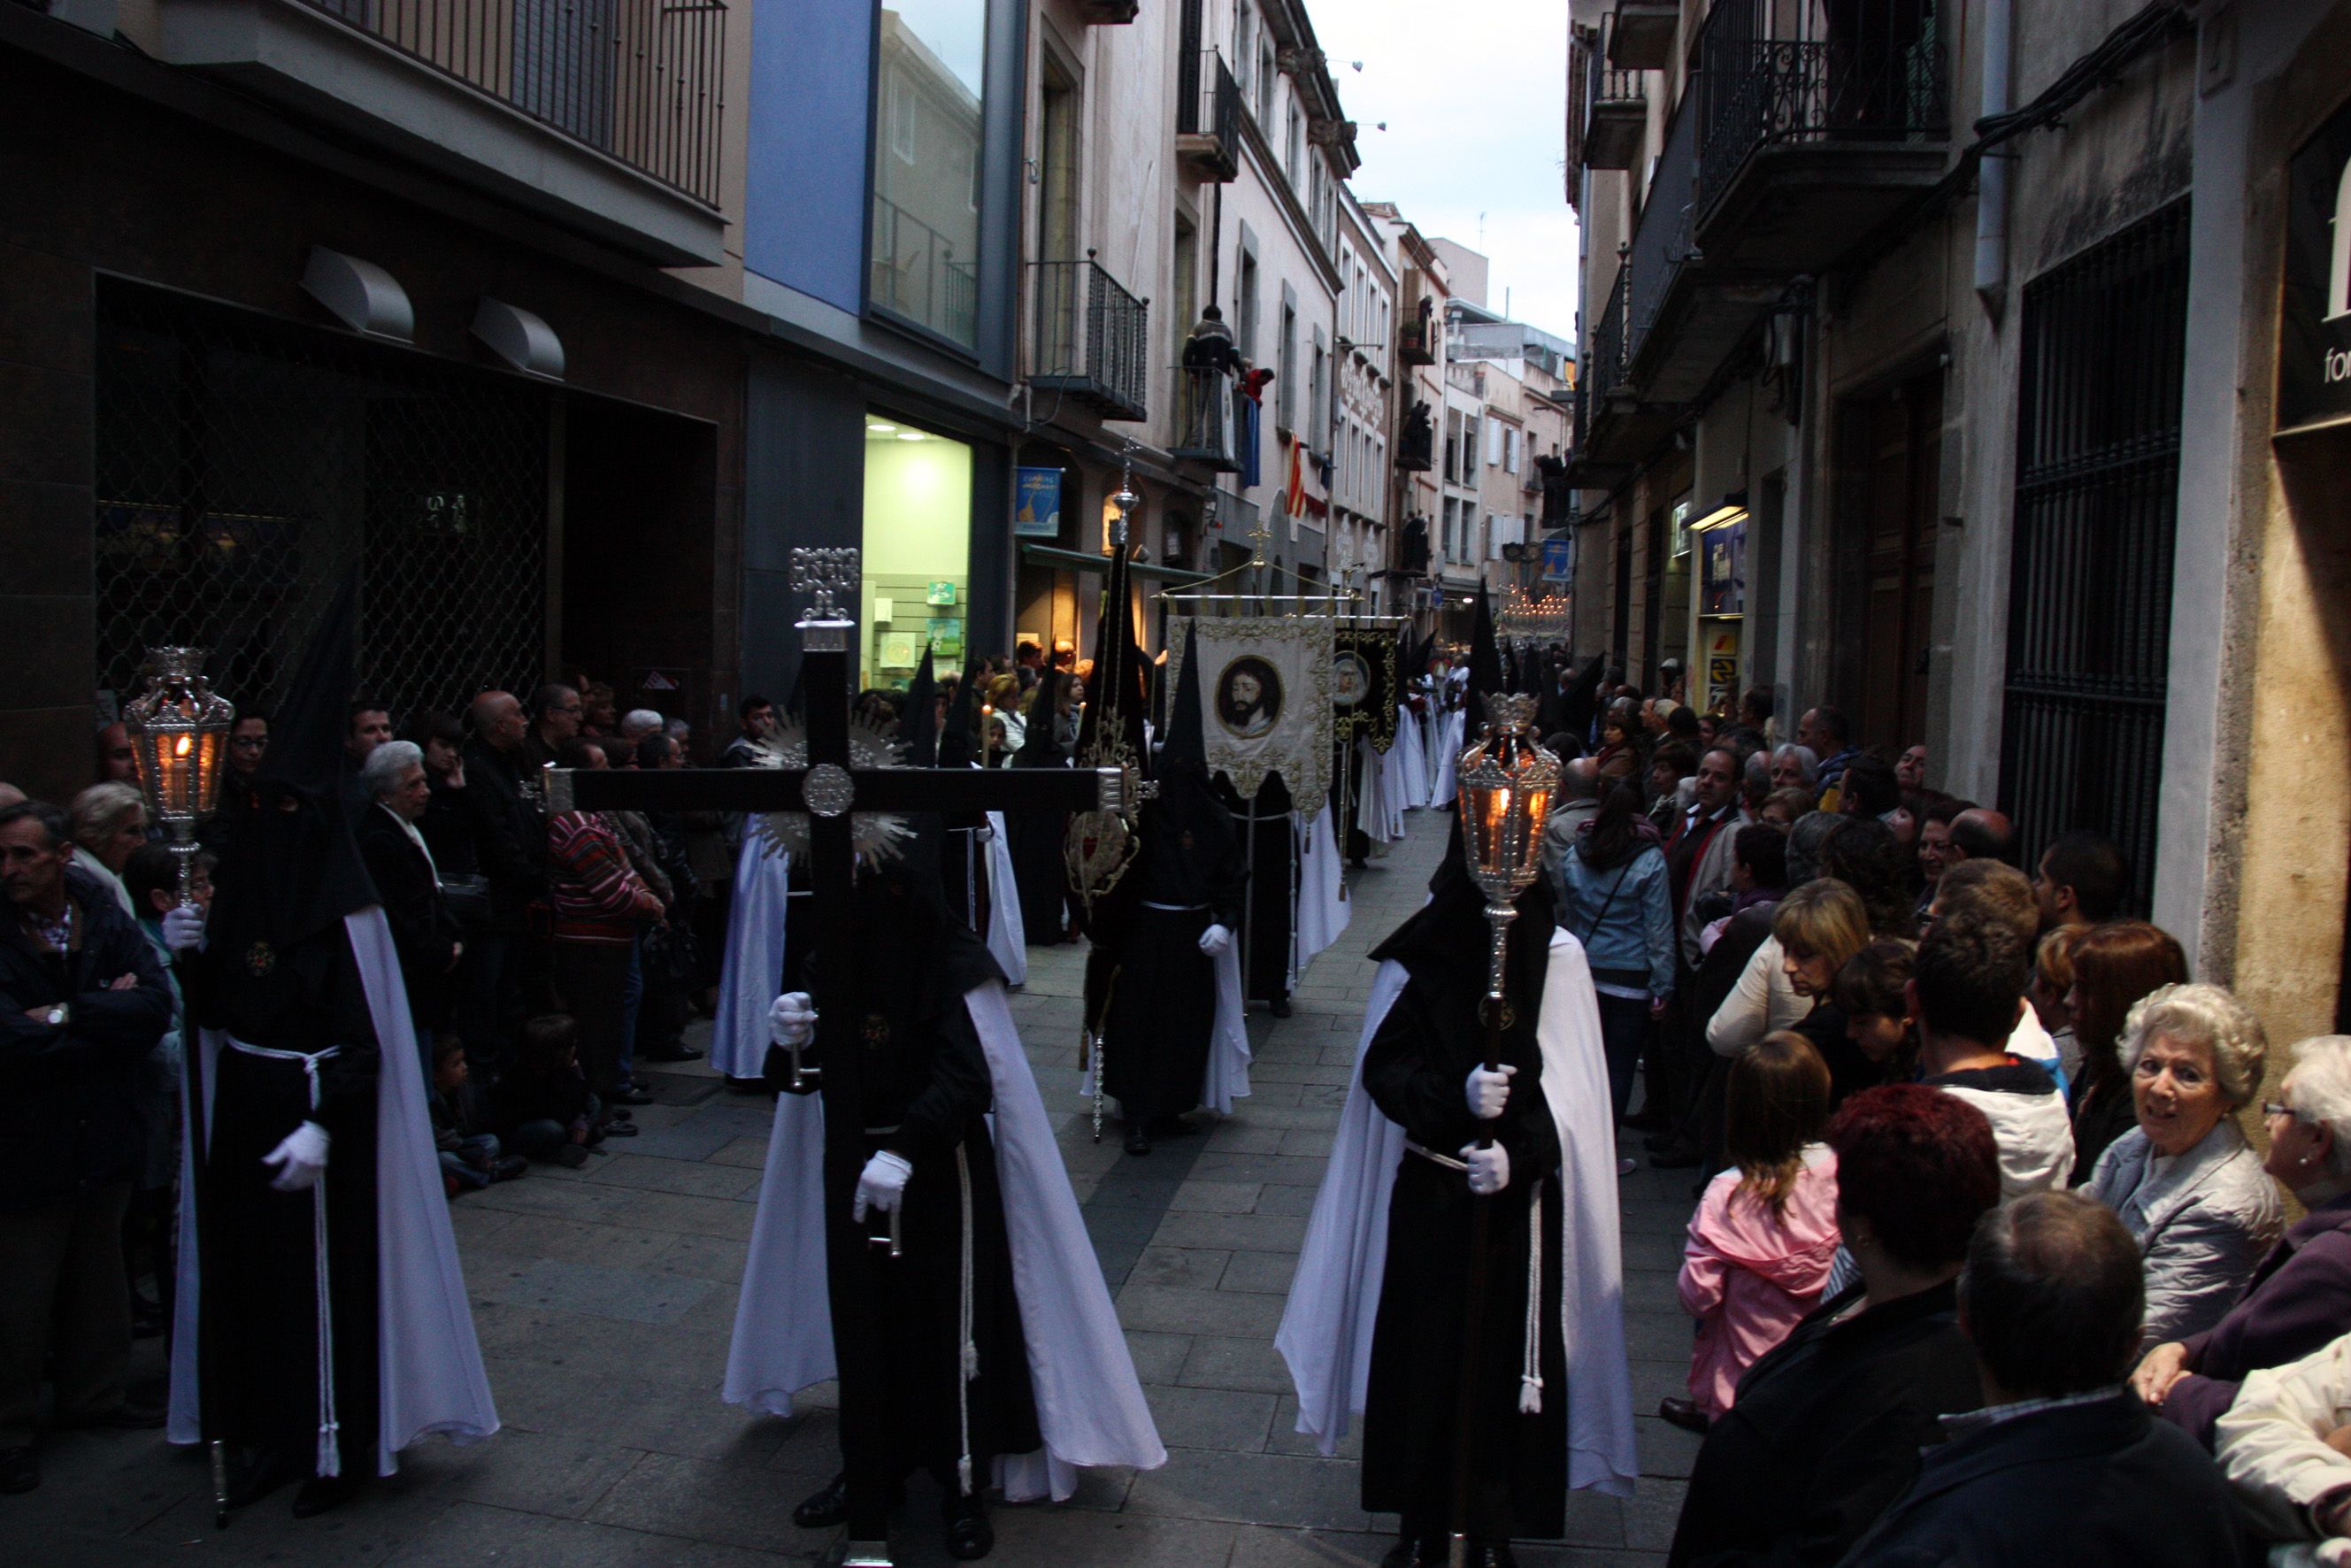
[863,414,972,689]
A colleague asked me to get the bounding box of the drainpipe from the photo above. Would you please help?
[1974,0,2014,316]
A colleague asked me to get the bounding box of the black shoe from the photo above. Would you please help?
[1145,1114,1199,1139]
[492,1156,530,1181]
[794,1472,903,1530]
[607,1108,634,1122]
[291,1473,361,1518]
[726,1075,771,1095]
[599,1120,641,1138]
[1657,1395,1710,1434]
[1379,1538,1440,1568]
[552,1144,592,1168]
[0,1446,35,1495]
[1123,1124,1152,1157]
[226,1449,296,1510]
[1622,1105,1669,1134]
[942,1491,993,1560]
[1269,995,1293,1018]
[1648,1144,1702,1169]
[610,1085,656,1106]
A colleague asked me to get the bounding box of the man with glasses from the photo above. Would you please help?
[519,684,582,774]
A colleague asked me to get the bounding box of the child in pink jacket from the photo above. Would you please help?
[1666,1030,1841,1430]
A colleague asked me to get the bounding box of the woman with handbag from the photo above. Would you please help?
[1550,781,1677,1126]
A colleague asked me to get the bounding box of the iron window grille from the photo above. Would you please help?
[1998,201,2191,914]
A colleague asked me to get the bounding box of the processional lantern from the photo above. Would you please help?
[122,647,234,902]
[1455,693,1559,1003]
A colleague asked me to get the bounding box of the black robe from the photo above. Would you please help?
[1359,867,1569,1543]
[1005,676,1074,946]
[781,866,1040,1491]
[181,919,383,1477]
[1100,767,1247,1126]
[1218,773,1297,1002]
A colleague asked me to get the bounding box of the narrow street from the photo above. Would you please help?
[7,809,1697,1566]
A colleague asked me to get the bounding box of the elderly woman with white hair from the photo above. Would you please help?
[69,779,147,916]
[2130,1034,2351,1451]
[1767,743,1818,795]
[2079,982,2284,1350]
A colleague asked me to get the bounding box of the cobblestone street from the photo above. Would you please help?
[0,810,1697,1566]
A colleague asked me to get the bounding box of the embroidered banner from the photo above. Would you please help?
[1332,629,1400,754]
[1167,615,1333,814]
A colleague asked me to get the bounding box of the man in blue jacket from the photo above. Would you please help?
[0,799,174,1494]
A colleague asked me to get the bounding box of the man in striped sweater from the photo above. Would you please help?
[545,740,664,1117]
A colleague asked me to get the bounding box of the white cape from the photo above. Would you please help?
[1360,735,1406,844]
[981,809,1026,988]
[1273,930,1637,1500]
[711,834,794,1080]
[168,908,499,1473]
[1292,806,1350,979]
[724,980,1165,1501]
[1394,707,1430,811]
[1427,710,1464,808]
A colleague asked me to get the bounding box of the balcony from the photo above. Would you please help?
[1176,48,1241,182]
[1398,309,1437,367]
[1031,254,1149,421]
[1173,365,1240,471]
[1607,0,1677,69]
[1584,17,1647,171]
[157,0,726,265]
[1078,0,1139,20]
[1693,0,1950,274]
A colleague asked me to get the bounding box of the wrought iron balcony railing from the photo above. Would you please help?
[295,0,726,204]
[1176,47,1242,182]
[1031,254,1149,422]
[1694,0,1949,221]
[1173,365,1240,470]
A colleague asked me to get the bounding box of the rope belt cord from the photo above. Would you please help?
[955,1142,977,1498]
[227,1038,345,1477]
[1402,1140,1468,1172]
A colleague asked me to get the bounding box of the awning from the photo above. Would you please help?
[1018,542,1210,584]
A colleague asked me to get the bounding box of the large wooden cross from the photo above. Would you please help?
[548,548,1118,1559]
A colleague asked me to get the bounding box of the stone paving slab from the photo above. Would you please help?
[1,808,1695,1565]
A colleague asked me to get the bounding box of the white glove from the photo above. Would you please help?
[1462,1141,1511,1196]
[853,1150,913,1222]
[162,903,206,952]
[768,992,818,1049]
[1464,1064,1517,1120]
[1197,923,1233,957]
[262,1121,331,1193]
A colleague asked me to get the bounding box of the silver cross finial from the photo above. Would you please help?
[791,547,860,622]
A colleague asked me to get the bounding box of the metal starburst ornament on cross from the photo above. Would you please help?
[748,716,913,867]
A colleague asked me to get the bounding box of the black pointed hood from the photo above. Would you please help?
[211,570,377,950]
[1466,584,1502,734]
[1161,626,1208,774]
[902,645,938,766]
[935,661,981,771]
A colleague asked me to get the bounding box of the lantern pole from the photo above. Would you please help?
[1443,694,1558,1568]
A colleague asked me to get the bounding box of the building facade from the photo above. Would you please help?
[1563,0,2351,1063]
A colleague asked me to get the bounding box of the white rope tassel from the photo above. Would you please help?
[1518,1188,1544,1416]
[956,1142,978,1497]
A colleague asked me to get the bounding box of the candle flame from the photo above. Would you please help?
[174,734,191,757]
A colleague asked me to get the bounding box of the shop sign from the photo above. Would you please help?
[2281,99,2351,434]
[1014,466,1062,538]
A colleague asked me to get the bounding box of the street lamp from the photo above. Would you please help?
[121,647,233,903]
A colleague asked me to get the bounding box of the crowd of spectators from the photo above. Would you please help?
[1519,657,2351,1563]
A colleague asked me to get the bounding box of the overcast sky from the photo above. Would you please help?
[1313,0,1583,344]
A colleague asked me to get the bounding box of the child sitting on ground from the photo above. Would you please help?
[499,1013,630,1167]
[430,1039,526,1195]
[1665,1031,1841,1433]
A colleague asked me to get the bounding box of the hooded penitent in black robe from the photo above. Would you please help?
[1100,637,1245,1130]
[777,835,1041,1489]
[1358,838,1571,1546]
[1005,671,1073,945]
[1218,771,1297,1003]
[178,577,386,1482]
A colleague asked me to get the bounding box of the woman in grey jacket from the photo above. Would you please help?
[1550,782,1676,1123]
[2080,981,2284,1351]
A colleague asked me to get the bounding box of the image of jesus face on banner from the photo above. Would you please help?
[1332,650,1370,709]
[1216,656,1284,740]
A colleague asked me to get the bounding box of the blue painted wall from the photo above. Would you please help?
[744,0,872,312]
